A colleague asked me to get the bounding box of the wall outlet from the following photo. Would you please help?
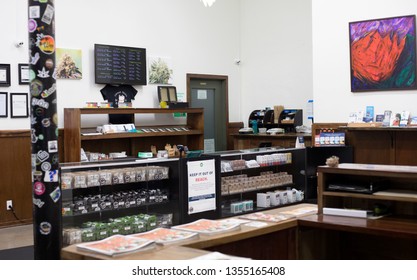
[6,200,12,211]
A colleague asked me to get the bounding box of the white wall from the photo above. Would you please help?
[1,0,241,129]
[240,0,313,127]
[313,0,417,122]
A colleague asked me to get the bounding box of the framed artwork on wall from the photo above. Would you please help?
[349,15,417,92]
[10,92,28,118]
[0,64,11,87]
[0,92,7,117]
[18,64,30,85]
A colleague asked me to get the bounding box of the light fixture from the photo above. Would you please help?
[200,0,216,7]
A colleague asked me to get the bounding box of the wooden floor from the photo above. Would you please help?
[0,224,33,250]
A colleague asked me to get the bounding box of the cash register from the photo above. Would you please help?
[248,108,302,132]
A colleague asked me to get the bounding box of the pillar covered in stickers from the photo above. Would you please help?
[28,0,62,260]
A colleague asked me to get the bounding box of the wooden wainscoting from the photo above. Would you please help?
[0,130,32,227]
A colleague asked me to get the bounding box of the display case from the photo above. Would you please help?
[60,158,181,246]
[205,147,306,217]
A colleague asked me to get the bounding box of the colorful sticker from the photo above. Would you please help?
[48,140,58,153]
[52,113,58,125]
[49,186,61,203]
[44,170,58,182]
[30,79,43,97]
[34,181,46,196]
[39,222,51,235]
[33,198,45,208]
[41,4,55,25]
[41,83,56,98]
[29,6,40,19]
[45,58,54,69]
[37,34,55,54]
[28,19,37,33]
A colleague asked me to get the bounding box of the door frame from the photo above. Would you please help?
[186,73,230,149]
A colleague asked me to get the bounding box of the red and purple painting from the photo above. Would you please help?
[349,15,416,92]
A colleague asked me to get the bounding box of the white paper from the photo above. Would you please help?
[197,90,207,100]
[204,138,215,153]
[0,94,6,116]
[0,69,7,82]
[187,159,216,214]
[12,94,27,116]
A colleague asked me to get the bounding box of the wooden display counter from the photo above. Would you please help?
[232,133,311,150]
[61,204,316,260]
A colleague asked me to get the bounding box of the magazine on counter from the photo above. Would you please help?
[76,235,155,256]
[131,228,198,245]
[239,212,294,223]
[172,219,241,235]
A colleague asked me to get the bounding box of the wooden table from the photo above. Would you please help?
[297,214,417,259]
[61,204,316,260]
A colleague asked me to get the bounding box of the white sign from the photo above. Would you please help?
[197,89,207,100]
[187,159,216,214]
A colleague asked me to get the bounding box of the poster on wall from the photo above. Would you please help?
[55,48,82,79]
[187,159,216,214]
[148,56,173,84]
[349,15,417,92]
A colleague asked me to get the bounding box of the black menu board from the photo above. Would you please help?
[94,44,147,85]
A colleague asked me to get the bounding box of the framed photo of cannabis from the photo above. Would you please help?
[349,15,417,92]
[10,92,28,118]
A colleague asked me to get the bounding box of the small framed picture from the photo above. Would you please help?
[0,64,11,87]
[10,92,28,118]
[18,64,30,85]
[0,92,7,117]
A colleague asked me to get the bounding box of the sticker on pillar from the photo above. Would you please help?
[44,170,58,182]
[32,98,49,109]
[41,4,55,25]
[39,222,51,235]
[37,150,49,163]
[30,52,40,65]
[42,118,50,127]
[29,6,40,19]
[41,161,51,172]
[31,129,38,143]
[52,154,59,165]
[35,107,45,117]
[34,181,46,196]
[48,140,58,153]
[33,171,43,182]
[30,80,43,97]
[37,67,50,79]
[29,19,37,33]
[45,59,54,69]
[36,34,55,54]
[52,113,58,125]
[50,186,61,203]
[41,83,56,98]
[33,198,45,209]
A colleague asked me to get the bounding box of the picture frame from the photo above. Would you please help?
[10,92,28,118]
[0,64,11,87]
[349,15,417,92]
[0,92,7,117]
[18,63,30,85]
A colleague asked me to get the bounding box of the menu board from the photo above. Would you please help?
[94,44,147,85]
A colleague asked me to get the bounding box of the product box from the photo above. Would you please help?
[257,193,271,208]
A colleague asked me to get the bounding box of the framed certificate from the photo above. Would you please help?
[0,64,11,87]
[0,92,7,117]
[10,92,28,118]
[18,64,30,85]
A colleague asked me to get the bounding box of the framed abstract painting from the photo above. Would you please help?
[349,15,417,92]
